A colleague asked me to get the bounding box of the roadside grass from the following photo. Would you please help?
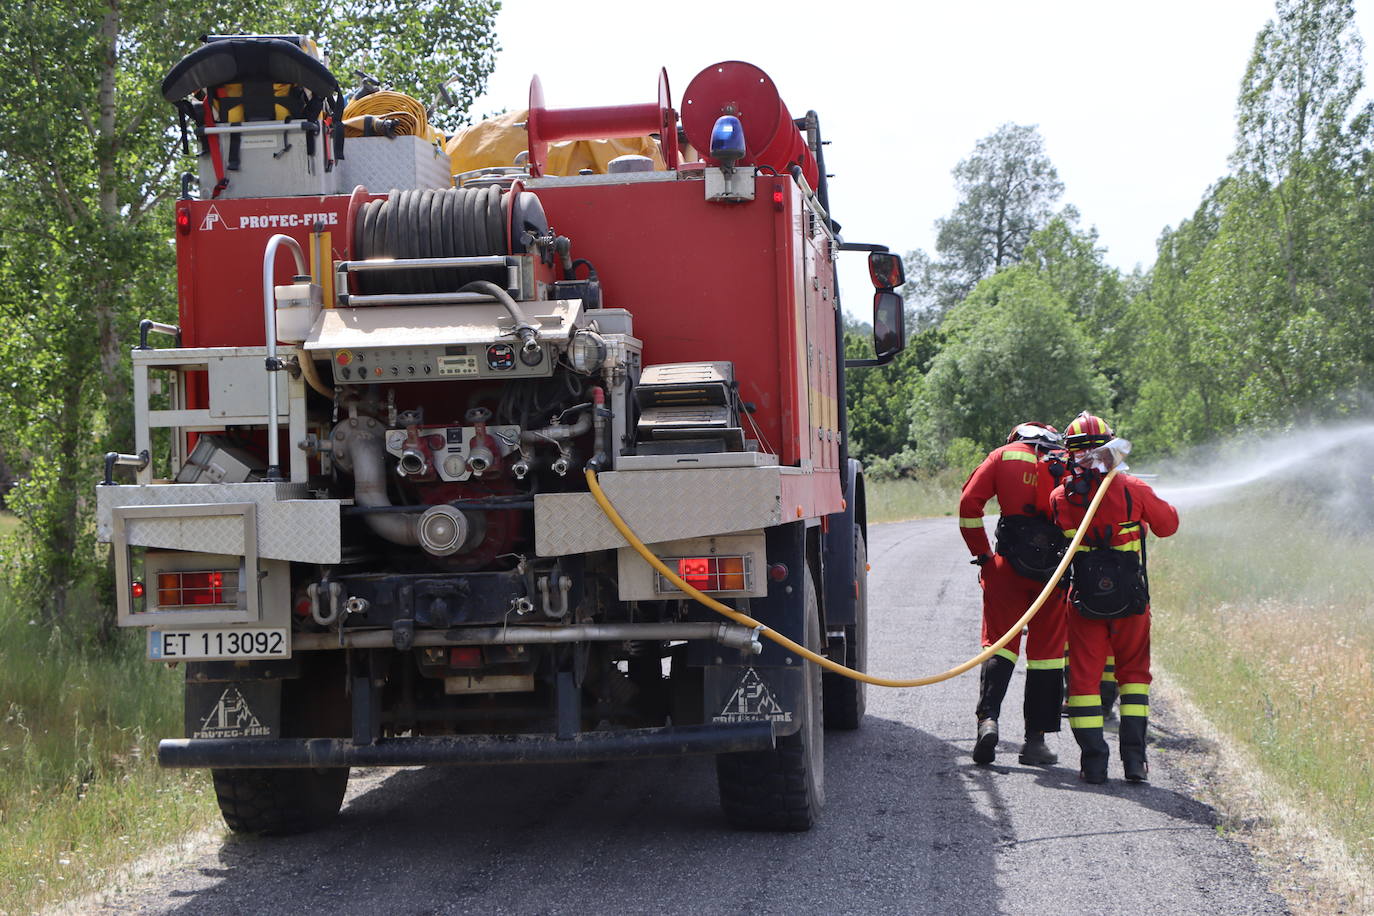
[866,469,973,523]
[0,512,20,537]
[0,583,217,914]
[1149,492,1374,885]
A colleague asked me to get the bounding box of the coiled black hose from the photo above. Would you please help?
[353,187,509,295]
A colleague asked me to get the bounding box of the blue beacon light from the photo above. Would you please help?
[710,115,746,171]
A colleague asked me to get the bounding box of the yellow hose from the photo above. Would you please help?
[585,465,1121,687]
[342,90,443,145]
[294,347,336,399]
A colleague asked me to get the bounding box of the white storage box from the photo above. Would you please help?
[339,135,452,192]
[198,122,340,199]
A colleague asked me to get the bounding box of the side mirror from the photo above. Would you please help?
[868,251,905,290]
[873,289,905,360]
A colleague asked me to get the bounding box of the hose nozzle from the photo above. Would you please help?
[1083,437,1132,473]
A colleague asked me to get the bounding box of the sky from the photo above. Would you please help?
[468,0,1374,316]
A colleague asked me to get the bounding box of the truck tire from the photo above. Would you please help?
[823,525,868,730]
[716,569,825,831]
[211,767,349,836]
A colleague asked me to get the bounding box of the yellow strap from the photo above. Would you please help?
[1119,683,1150,696]
[995,647,1019,663]
[1067,695,1101,707]
[1069,716,1105,729]
[1026,657,1065,670]
[1076,540,1141,553]
[1002,450,1036,463]
[1120,704,1149,717]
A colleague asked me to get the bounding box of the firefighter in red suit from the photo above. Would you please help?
[1050,412,1179,784]
[959,423,1071,766]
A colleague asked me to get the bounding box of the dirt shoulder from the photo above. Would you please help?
[1151,668,1373,916]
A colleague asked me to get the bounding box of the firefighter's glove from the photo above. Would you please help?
[971,554,992,567]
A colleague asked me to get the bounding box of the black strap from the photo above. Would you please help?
[242,79,276,121]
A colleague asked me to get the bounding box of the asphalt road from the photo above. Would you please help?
[88,518,1288,915]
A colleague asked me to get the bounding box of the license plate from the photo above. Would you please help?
[149,628,289,661]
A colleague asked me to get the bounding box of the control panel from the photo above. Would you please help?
[331,343,555,384]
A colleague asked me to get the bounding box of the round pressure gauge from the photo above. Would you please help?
[485,343,515,370]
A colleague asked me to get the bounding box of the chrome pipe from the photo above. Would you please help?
[293,621,763,653]
[340,292,501,307]
[261,234,306,480]
[336,256,512,271]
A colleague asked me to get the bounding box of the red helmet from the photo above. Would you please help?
[1064,412,1113,451]
[1006,422,1063,450]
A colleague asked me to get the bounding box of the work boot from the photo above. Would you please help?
[1068,695,1109,784]
[1018,731,1058,766]
[975,656,1016,723]
[1076,728,1109,784]
[1119,700,1149,783]
[973,718,999,764]
[973,656,1014,765]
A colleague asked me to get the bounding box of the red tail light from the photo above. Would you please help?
[156,569,236,608]
[449,647,482,668]
[663,556,751,593]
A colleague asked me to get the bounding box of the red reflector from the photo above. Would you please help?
[772,190,784,204]
[131,581,145,599]
[449,647,482,668]
[678,557,712,588]
[768,563,788,582]
[175,206,191,235]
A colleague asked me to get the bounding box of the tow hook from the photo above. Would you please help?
[538,573,573,619]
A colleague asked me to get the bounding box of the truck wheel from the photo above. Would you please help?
[211,766,349,836]
[716,568,825,831]
[823,525,868,730]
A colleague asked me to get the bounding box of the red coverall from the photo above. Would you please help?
[959,442,1069,733]
[1050,472,1179,778]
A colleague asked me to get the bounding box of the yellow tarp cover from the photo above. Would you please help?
[445,109,665,177]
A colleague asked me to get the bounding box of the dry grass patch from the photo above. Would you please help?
[0,603,218,913]
[866,469,972,524]
[1149,491,1374,905]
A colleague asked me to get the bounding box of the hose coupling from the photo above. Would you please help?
[397,446,430,477]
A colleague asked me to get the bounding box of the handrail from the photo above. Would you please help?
[261,234,307,480]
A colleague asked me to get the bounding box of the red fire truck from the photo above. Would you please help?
[98,36,905,834]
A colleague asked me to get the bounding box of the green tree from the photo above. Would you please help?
[0,1,499,633]
[912,267,1110,452]
[1021,218,1130,405]
[904,124,1072,320]
[291,1,500,130]
[843,318,939,464]
[1225,0,1371,420]
[1119,0,1374,451]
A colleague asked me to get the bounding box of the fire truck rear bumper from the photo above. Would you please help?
[158,722,775,768]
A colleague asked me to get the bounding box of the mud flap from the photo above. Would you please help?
[702,521,810,738]
[186,680,281,740]
[705,665,804,737]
